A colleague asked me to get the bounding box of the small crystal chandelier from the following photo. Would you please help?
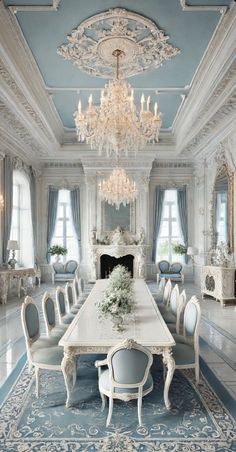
[99,162,137,210]
[74,49,162,156]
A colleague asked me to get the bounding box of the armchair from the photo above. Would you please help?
[51,260,78,284]
[95,338,153,427]
[157,260,184,284]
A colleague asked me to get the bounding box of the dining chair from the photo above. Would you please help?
[42,291,68,339]
[154,277,166,304]
[55,287,75,325]
[167,289,187,334]
[95,338,153,427]
[65,282,80,314]
[169,296,201,383]
[160,284,180,321]
[78,277,88,301]
[157,279,172,314]
[21,296,65,397]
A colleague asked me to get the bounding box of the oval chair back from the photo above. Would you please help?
[65,282,75,310]
[169,284,180,316]
[73,276,80,301]
[176,289,187,334]
[55,287,68,324]
[106,339,153,426]
[21,296,40,358]
[162,279,172,306]
[78,277,85,297]
[158,277,166,294]
[183,296,201,359]
[42,292,56,335]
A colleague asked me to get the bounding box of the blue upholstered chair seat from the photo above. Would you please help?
[158,305,169,316]
[99,368,153,395]
[154,292,163,304]
[172,333,189,344]
[62,313,75,324]
[167,323,177,333]
[54,273,75,280]
[70,306,80,315]
[159,273,182,280]
[31,345,64,365]
[31,336,60,350]
[172,342,195,365]
[162,311,176,324]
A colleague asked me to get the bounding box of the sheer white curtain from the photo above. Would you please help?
[10,170,34,268]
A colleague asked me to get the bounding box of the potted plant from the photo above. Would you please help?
[172,243,187,255]
[48,244,67,262]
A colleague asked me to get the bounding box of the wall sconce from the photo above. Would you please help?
[7,240,20,269]
[187,246,198,263]
[0,194,4,209]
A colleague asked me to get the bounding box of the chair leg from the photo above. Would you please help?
[101,392,106,412]
[137,393,143,426]
[106,396,113,427]
[195,364,199,384]
[35,367,40,398]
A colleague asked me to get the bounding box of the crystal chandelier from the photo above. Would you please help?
[74,49,162,156]
[99,163,137,210]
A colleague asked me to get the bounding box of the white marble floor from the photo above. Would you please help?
[0,280,235,401]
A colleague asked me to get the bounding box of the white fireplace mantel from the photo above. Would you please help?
[90,244,149,280]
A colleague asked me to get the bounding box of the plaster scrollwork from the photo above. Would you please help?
[0,60,53,142]
[57,8,180,79]
[181,62,236,156]
[0,101,45,156]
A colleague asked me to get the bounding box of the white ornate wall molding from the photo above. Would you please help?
[0,100,47,157]
[43,161,83,169]
[175,4,236,154]
[57,8,180,79]
[0,3,63,147]
[152,160,192,169]
[8,0,60,14]
[180,90,236,158]
[0,58,54,144]
[179,0,227,13]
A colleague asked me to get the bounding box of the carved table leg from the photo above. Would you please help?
[162,347,175,410]
[61,347,77,408]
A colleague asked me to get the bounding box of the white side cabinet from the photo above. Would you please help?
[201,265,236,307]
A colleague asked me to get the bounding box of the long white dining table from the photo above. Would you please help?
[59,279,176,409]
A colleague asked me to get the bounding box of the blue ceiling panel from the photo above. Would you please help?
[6,0,231,128]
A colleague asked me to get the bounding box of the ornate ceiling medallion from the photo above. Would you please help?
[57,8,180,79]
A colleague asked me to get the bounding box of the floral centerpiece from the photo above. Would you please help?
[97,265,134,330]
[48,244,67,262]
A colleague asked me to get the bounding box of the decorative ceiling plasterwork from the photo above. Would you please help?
[0,59,54,143]
[8,0,60,14]
[179,57,236,158]
[181,90,236,157]
[0,101,47,157]
[57,8,180,79]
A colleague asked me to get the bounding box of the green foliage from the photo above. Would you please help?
[97,265,134,319]
[172,242,187,255]
[48,244,67,256]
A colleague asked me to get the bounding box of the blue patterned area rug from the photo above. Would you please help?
[0,354,235,452]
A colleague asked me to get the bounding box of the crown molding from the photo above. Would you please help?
[0,2,63,146]
[179,0,227,13]
[174,4,236,152]
[8,0,60,14]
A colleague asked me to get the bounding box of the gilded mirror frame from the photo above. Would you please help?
[210,162,234,253]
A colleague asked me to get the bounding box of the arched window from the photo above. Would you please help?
[10,170,34,267]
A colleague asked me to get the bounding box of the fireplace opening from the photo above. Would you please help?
[100,254,134,279]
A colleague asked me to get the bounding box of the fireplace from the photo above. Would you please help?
[100,254,134,279]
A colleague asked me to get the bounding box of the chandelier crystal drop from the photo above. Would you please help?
[99,165,138,210]
[74,49,162,156]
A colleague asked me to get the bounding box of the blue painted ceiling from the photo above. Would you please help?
[5,0,231,129]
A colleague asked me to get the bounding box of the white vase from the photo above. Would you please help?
[54,255,61,263]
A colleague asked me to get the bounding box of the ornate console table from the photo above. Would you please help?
[201,265,236,307]
[0,267,37,304]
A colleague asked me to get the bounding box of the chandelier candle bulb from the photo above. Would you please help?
[154,102,158,116]
[147,96,150,111]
